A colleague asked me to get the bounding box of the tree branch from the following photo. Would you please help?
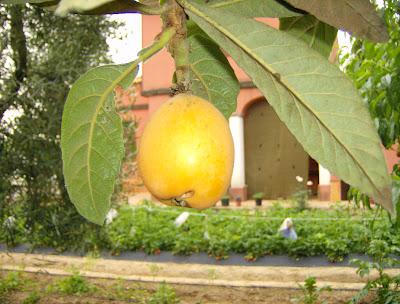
[161,0,190,94]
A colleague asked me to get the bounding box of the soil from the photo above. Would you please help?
[3,271,366,304]
[1,252,385,303]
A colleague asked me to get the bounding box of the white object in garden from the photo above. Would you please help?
[295,176,304,183]
[319,164,331,185]
[3,216,16,229]
[174,212,190,227]
[229,114,246,189]
[105,208,118,225]
[279,218,297,240]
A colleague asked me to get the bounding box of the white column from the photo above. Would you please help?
[229,115,246,188]
[319,164,331,185]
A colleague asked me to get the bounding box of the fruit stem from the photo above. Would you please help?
[161,0,191,94]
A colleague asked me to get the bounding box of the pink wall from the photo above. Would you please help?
[384,145,400,172]
[141,16,280,92]
[142,16,175,91]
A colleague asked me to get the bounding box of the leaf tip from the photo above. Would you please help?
[377,185,394,215]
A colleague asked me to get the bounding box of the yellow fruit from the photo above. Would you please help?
[138,94,234,209]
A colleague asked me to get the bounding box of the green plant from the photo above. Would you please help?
[292,276,332,304]
[341,0,400,150]
[341,0,400,218]
[350,240,400,304]
[0,271,24,302]
[22,291,41,304]
[252,192,265,200]
[107,279,150,302]
[49,272,97,295]
[148,283,181,304]
[0,0,393,225]
[292,183,311,212]
[0,4,118,244]
[3,202,400,262]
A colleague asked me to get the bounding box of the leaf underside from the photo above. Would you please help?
[0,0,55,3]
[188,21,239,118]
[282,0,389,42]
[182,0,393,213]
[55,0,113,15]
[61,63,137,225]
[205,0,302,18]
[280,15,338,59]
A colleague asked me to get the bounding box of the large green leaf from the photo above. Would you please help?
[0,0,55,3]
[180,0,393,213]
[282,0,389,42]
[55,0,112,15]
[204,0,302,18]
[0,0,60,11]
[56,0,161,15]
[61,63,137,225]
[187,21,239,118]
[0,0,161,14]
[280,15,337,58]
[61,27,175,225]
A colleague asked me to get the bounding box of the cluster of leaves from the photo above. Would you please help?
[147,282,181,304]
[0,0,392,225]
[0,271,24,302]
[2,202,400,263]
[0,203,109,252]
[350,240,400,304]
[341,0,400,149]
[47,272,97,295]
[0,271,40,303]
[341,0,400,216]
[106,203,400,262]
[292,276,332,304]
[0,4,118,237]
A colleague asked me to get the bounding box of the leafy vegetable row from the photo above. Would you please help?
[1,202,399,262]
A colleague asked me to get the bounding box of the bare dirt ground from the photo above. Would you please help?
[3,271,365,304]
[2,252,393,289]
[1,252,386,303]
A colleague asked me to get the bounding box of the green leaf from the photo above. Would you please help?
[280,15,337,58]
[204,0,302,18]
[282,0,389,42]
[0,0,55,3]
[180,0,393,213]
[61,63,137,225]
[187,21,239,118]
[54,0,161,15]
[55,0,113,15]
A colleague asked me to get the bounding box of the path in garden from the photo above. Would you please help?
[2,251,398,291]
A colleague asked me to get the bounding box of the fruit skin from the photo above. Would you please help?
[138,94,234,209]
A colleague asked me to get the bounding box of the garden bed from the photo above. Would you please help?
[1,202,398,263]
[1,243,396,268]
